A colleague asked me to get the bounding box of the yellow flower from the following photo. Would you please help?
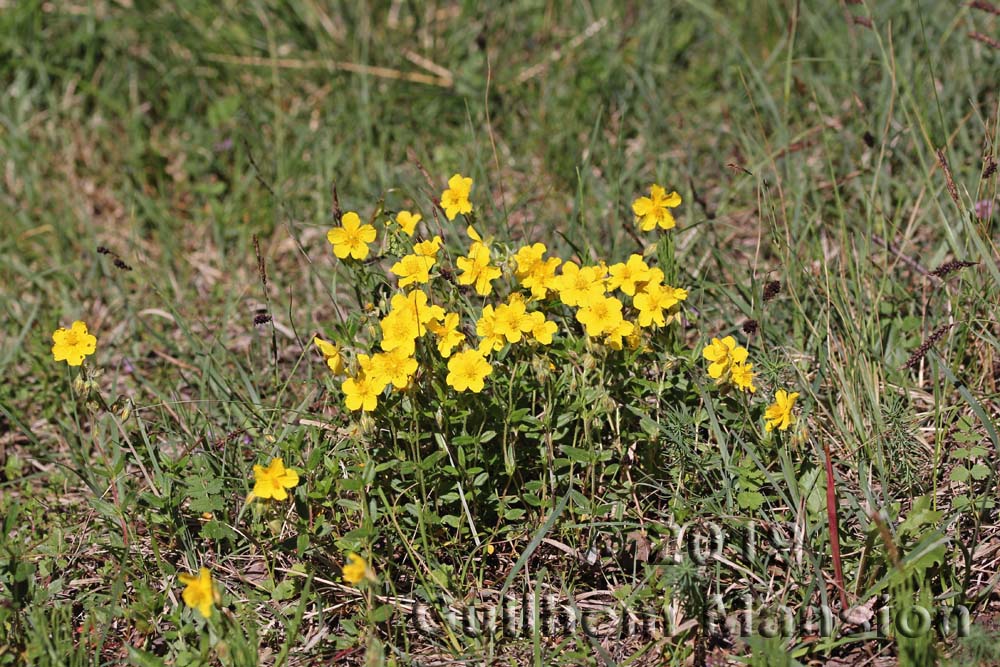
[342,553,374,586]
[343,373,381,412]
[370,349,418,390]
[476,305,506,355]
[527,311,558,345]
[390,253,435,288]
[395,210,421,236]
[251,457,300,501]
[492,297,535,344]
[527,259,562,299]
[731,362,757,393]
[389,291,441,336]
[356,353,376,377]
[633,283,682,328]
[513,243,545,277]
[702,336,748,380]
[413,235,443,258]
[553,262,605,307]
[313,336,344,375]
[328,211,377,260]
[378,291,440,356]
[765,389,800,431]
[624,327,643,351]
[642,267,666,290]
[446,349,493,392]
[606,254,651,296]
[51,320,97,367]
[456,242,501,296]
[604,319,636,350]
[466,224,486,242]
[663,286,689,326]
[379,311,420,356]
[576,295,626,337]
[178,567,217,619]
[428,312,465,358]
[513,243,562,299]
[441,173,473,220]
[632,184,682,231]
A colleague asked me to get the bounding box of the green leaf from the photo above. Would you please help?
[952,495,971,510]
[200,520,237,541]
[949,466,970,483]
[561,446,593,463]
[736,491,765,510]
[799,465,826,517]
[188,494,223,514]
[128,647,166,667]
[370,603,394,623]
[898,494,943,538]
[969,463,991,481]
[272,579,296,601]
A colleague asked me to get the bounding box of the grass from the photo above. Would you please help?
[1,1,999,665]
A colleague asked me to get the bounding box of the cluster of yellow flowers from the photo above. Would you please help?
[48,171,801,624]
[702,335,755,392]
[700,336,799,432]
[320,174,691,414]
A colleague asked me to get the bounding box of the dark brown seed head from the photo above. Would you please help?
[902,323,956,370]
[763,280,782,302]
[984,155,998,179]
[969,31,1000,50]
[863,131,876,148]
[97,246,111,255]
[742,319,759,335]
[113,258,133,271]
[970,1,1000,15]
[330,182,342,222]
[253,314,272,326]
[252,234,267,287]
[936,148,961,207]
[930,260,978,279]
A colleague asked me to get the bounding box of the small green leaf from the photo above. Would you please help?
[272,579,296,601]
[370,604,394,623]
[562,446,593,463]
[737,491,765,510]
[128,647,166,667]
[969,463,991,480]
